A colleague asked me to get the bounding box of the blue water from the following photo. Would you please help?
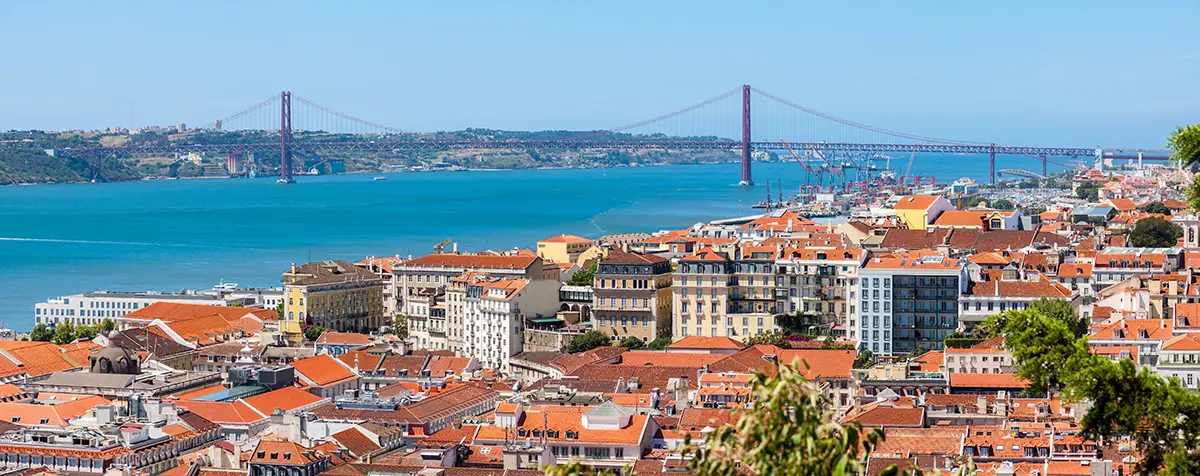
[0,155,1067,330]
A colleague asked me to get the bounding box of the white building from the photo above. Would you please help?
[775,248,865,340]
[33,287,279,328]
[462,276,560,372]
[857,251,967,357]
[395,253,544,350]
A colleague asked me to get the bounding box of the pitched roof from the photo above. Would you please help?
[932,210,992,228]
[250,440,322,465]
[878,229,952,250]
[316,332,374,346]
[0,395,111,426]
[844,406,925,427]
[1162,334,1200,351]
[404,253,538,270]
[871,427,967,457]
[291,354,357,387]
[666,336,743,351]
[1088,318,1174,341]
[707,346,856,380]
[680,247,730,262]
[862,250,963,270]
[124,302,276,323]
[330,426,381,457]
[241,386,326,415]
[0,341,86,379]
[175,400,266,425]
[967,276,1072,298]
[948,373,1028,389]
[894,195,942,210]
[1057,263,1093,278]
[601,250,667,265]
[540,234,593,244]
[286,260,380,287]
[1106,198,1137,212]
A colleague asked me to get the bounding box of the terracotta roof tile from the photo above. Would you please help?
[241,386,326,415]
[666,336,743,350]
[291,354,358,387]
[330,426,381,457]
[404,253,538,270]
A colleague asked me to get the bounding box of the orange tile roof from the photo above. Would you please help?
[680,247,729,262]
[404,253,538,270]
[0,395,110,426]
[617,351,727,367]
[540,234,593,244]
[948,373,1028,389]
[474,407,650,446]
[871,427,967,457]
[124,302,276,323]
[241,386,326,415]
[1088,318,1174,341]
[1163,334,1200,351]
[176,400,266,425]
[707,346,857,380]
[932,210,993,228]
[426,356,472,377]
[250,440,322,465]
[356,256,405,274]
[330,427,381,457]
[893,195,941,210]
[968,275,1072,298]
[863,250,962,270]
[844,405,925,427]
[336,350,383,373]
[666,336,743,351]
[1106,198,1137,212]
[0,341,86,379]
[912,351,943,373]
[0,384,25,401]
[291,354,357,387]
[316,332,374,346]
[1057,263,1093,278]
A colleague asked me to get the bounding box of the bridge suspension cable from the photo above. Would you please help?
[291,95,409,134]
[193,94,280,131]
[750,87,983,145]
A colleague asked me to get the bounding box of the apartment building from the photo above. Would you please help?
[1091,247,1184,287]
[858,251,966,356]
[776,247,866,340]
[959,270,1074,329]
[396,253,544,350]
[593,251,673,343]
[536,234,595,266]
[282,261,384,346]
[461,275,561,372]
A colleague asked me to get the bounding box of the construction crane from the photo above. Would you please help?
[433,238,453,253]
[781,140,816,186]
[900,151,916,193]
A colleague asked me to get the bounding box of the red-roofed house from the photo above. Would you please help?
[665,336,743,354]
[290,354,359,398]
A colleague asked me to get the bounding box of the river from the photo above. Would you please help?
[0,155,1069,330]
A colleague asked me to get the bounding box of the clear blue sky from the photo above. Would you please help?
[1,1,1197,147]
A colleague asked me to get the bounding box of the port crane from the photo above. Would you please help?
[433,238,453,253]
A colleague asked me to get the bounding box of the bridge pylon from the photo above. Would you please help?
[739,85,752,186]
[279,91,294,184]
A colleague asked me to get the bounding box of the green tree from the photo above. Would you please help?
[1129,216,1183,248]
[965,196,988,207]
[1076,182,1100,202]
[229,301,245,307]
[617,336,644,350]
[566,259,598,286]
[741,330,791,348]
[52,321,76,345]
[566,330,609,354]
[684,360,894,476]
[29,323,53,342]
[1145,201,1173,215]
[391,315,409,339]
[75,325,99,341]
[992,199,1016,210]
[855,348,876,369]
[645,337,672,350]
[998,308,1200,474]
[1168,123,1200,210]
[304,325,330,342]
[275,302,285,320]
[98,318,116,335]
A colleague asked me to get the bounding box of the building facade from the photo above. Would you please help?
[462,277,561,372]
[593,251,673,343]
[858,251,967,356]
[282,261,384,345]
[537,234,595,266]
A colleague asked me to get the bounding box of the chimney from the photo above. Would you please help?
[976,395,987,414]
[290,263,297,274]
[453,242,459,253]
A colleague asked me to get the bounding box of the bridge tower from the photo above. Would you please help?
[988,143,996,185]
[740,84,753,186]
[279,91,294,184]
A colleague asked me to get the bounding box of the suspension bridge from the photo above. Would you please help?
[63,85,1170,185]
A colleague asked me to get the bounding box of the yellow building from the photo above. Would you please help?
[892,195,953,230]
[536,234,595,266]
[282,260,384,346]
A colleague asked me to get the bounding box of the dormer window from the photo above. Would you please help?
[532,429,542,437]
[517,429,527,437]
[565,430,578,439]
[1138,329,1149,339]
[9,417,17,423]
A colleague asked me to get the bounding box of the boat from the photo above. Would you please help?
[373,176,387,181]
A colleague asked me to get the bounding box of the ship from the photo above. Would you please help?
[373,176,387,181]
